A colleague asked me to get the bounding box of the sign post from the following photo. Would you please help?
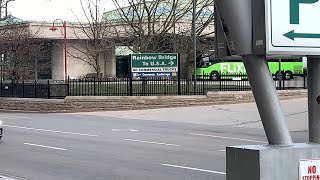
[214,0,320,179]
[307,57,320,143]
[130,53,178,78]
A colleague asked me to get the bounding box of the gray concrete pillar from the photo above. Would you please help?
[308,57,320,143]
[104,44,116,78]
[51,42,64,80]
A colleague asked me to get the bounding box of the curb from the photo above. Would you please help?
[0,90,307,113]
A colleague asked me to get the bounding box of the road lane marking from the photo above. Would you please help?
[24,143,67,151]
[219,150,226,152]
[3,125,99,137]
[0,172,29,180]
[161,164,226,175]
[0,115,32,120]
[124,139,181,147]
[189,133,267,143]
[112,129,139,132]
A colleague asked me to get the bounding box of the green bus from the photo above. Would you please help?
[195,56,304,80]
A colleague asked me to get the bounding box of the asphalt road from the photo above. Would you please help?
[0,98,309,180]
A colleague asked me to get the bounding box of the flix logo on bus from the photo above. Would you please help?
[220,63,246,73]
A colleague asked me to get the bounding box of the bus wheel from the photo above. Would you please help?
[285,71,293,80]
[210,71,220,81]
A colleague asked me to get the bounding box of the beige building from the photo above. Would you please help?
[0,15,214,80]
[33,21,117,80]
[0,17,117,80]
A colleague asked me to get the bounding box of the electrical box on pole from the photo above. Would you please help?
[214,0,266,57]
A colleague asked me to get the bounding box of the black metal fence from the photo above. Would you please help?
[0,80,67,99]
[0,73,307,99]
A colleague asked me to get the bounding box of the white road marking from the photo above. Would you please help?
[0,173,29,180]
[112,129,139,132]
[0,115,32,120]
[124,139,181,147]
[189,133,267,143]
[219,150,226,152]
[3,125,99,137]
[24,143,67,151]
[162,164,226,175]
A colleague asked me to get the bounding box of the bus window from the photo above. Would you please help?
[195,56,304,80]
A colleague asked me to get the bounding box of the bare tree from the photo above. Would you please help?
[108,0,214,77]
[69,0,113,78]
[0,20,51,81]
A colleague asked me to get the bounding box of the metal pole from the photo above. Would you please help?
[0,0,2,18]
[279,58,282,90]
[0,64,2,81]
[35,58,38,80]
[128,54,133,96]
[178,54,181,95]
[63,21,67,82]
[0,54,3,81]
[4,1,7,17]
[307,57,320,143]
[192,0,197,93]
[5,0,14,18]
[173,0,176,53]
[242,54,293,145]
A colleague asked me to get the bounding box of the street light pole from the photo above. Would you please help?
[63,21,67,81]
[192,0,197,93]
[5,0,15,18]
[50,20,67,81]
[173,1,177,53]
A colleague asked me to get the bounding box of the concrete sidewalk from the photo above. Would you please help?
[75,97,308,132]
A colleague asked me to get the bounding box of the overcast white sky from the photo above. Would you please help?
[9,0,116,22]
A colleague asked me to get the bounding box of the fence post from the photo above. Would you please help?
[93,77,96,96]
[142,78,147,95]
[126,76,129,96]
[279,72,282,90]
[98,78,101,96]
[304,71,307,89]
[22,81,25,98]
[219,74,222,91]
[202,71,205,95]
[34,79,37,98]
[129,54,133,96]
[67,76,70,96]
[178,55,181,95]
[0,79,1,97]
[239,73,242,91]
[11,80,13,97]
[47,80,50,99]
[130,75,133,96]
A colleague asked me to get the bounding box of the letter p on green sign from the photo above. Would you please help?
[290,0,319,24]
